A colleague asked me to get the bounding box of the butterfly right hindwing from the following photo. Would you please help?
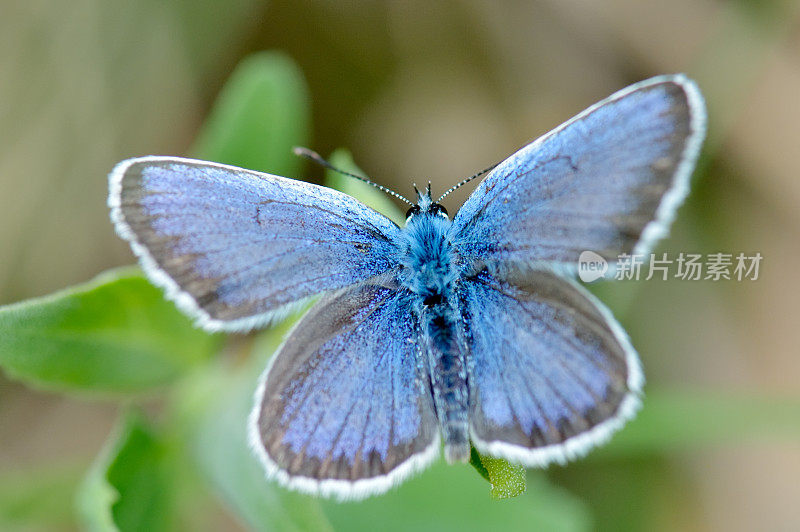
[461,268,642,466]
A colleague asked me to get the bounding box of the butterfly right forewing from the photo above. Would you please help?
[451,75,706,274]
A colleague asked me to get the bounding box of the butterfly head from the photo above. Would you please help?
[406,182,448,221]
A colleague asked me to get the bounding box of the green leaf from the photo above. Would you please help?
[0,464,83,531]
[324,148,406,225]
[0,268,220,394]
[192,51,310,177]
[76,412,174,532]
[595,389,800,459]
[469,446,526,499]
[321,466,590,532]
[551,457,684,532]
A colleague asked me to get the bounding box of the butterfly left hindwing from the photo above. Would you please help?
[249,282,439,499]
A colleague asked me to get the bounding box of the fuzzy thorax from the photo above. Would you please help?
[400,213,456,298]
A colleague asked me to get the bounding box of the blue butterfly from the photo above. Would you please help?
[108,74,706,500]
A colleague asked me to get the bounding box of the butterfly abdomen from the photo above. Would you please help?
[420,300,471,463]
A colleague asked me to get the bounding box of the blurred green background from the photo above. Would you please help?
[2,1,800,531]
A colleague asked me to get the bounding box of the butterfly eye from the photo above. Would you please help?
[406,206,421,219]
[431,204,448,218]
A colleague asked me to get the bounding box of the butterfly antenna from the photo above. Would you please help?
[293,147,413,206]
[437,162,500,202]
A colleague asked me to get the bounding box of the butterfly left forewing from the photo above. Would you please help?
[109,156,402,332]
[249,282,439,500]
[461,268,642,466]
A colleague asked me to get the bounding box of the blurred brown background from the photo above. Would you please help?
[2,1,799,530]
